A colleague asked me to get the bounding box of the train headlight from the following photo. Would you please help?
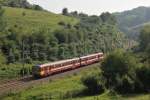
[40,71,44,76]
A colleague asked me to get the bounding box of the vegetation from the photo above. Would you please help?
[101,50,139,93]
[81,72,104,95]
[0,1,149,99]
[1,64,150,100]
[80,25,150,96]
[0,0,43,10]
[0,6,126,79]
[115,6,150,39]
[0,65,98,100]
[62,8,69,16]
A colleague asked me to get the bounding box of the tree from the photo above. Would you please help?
[7,49,15,63]
[54,29,68,43]
[32,4,43,10]
[0,6,5,32]
[70,11,78,16]
[62,8,68,15]
[0,51,6,65]
[139,25,150,51]
[81,72,104,95]
[100,12,116,24]
[101,50,138,93]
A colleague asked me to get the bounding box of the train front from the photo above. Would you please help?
[32,65,43,78]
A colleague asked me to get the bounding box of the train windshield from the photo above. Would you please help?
[32,65,40,74]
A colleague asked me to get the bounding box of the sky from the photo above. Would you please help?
[28,0,150,15]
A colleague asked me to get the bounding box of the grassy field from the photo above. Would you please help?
[0,64,33,81]
[3,7,78,33]
[1,64,150,100]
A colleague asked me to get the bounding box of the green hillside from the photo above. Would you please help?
[3,7,78,33]
[0,6,126,80]
[115,6,150,39]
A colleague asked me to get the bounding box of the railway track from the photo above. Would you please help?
[0,63,99,96]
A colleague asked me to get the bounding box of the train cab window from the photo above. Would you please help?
[32,65,40,73]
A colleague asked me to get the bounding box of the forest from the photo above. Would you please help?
[0,0,150,99]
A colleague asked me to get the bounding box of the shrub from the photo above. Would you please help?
[81,72,105,95]
[101,50,139,93]
[58,21,66,26]
[0,52,6,65]
[136,65,150,92]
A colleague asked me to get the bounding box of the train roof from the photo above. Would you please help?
[36,52,103,68]
[80,52,103,59]
[39,57,80,68]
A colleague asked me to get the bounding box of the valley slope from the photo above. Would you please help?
[115,6,150,39]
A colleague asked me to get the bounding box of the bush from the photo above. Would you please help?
[136,65,150,92]
[81,72,105,95]
[58,21,66,26]
[101,50,139,93]
[0,52,6,65]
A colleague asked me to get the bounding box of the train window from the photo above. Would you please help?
[65,62,68,65]
[44,67,47,71]
[48,66,51,70]
[58,64,61,67]
[55,64,57,67]
[63,63,66,66]
[32,66,40,73]
[56,64,59,67]
[69,61,71,64]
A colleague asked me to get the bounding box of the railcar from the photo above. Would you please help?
[32,52,103,77]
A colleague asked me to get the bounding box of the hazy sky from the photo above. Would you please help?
[28,0,150,15]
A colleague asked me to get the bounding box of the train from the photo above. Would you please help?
[32,52,104,77]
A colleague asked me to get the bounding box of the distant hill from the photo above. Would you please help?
[115,6,150,40]
[0,0,43,10]
[3,7,78,33]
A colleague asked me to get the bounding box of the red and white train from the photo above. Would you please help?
[32,52,104,77]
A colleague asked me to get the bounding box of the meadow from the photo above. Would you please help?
[3,7,78,33]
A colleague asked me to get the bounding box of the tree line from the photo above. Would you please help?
[0,7,126,65]
[81,25,150,95]
[0,0,43,10]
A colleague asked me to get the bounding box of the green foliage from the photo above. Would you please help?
[115,6,150,39]
[101,50,139,93]
[0,64,32,79]
[62,8,68,16]
[139,25,150,52]
[32,4,43,11]
[0,7,126,79]
[100,12,116,24]
[81,72,104,95]
[136,66,150,92]
[0,0,43,10]
[137,25,150,64]
[0,51,6,65]
[0,6,5,32]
